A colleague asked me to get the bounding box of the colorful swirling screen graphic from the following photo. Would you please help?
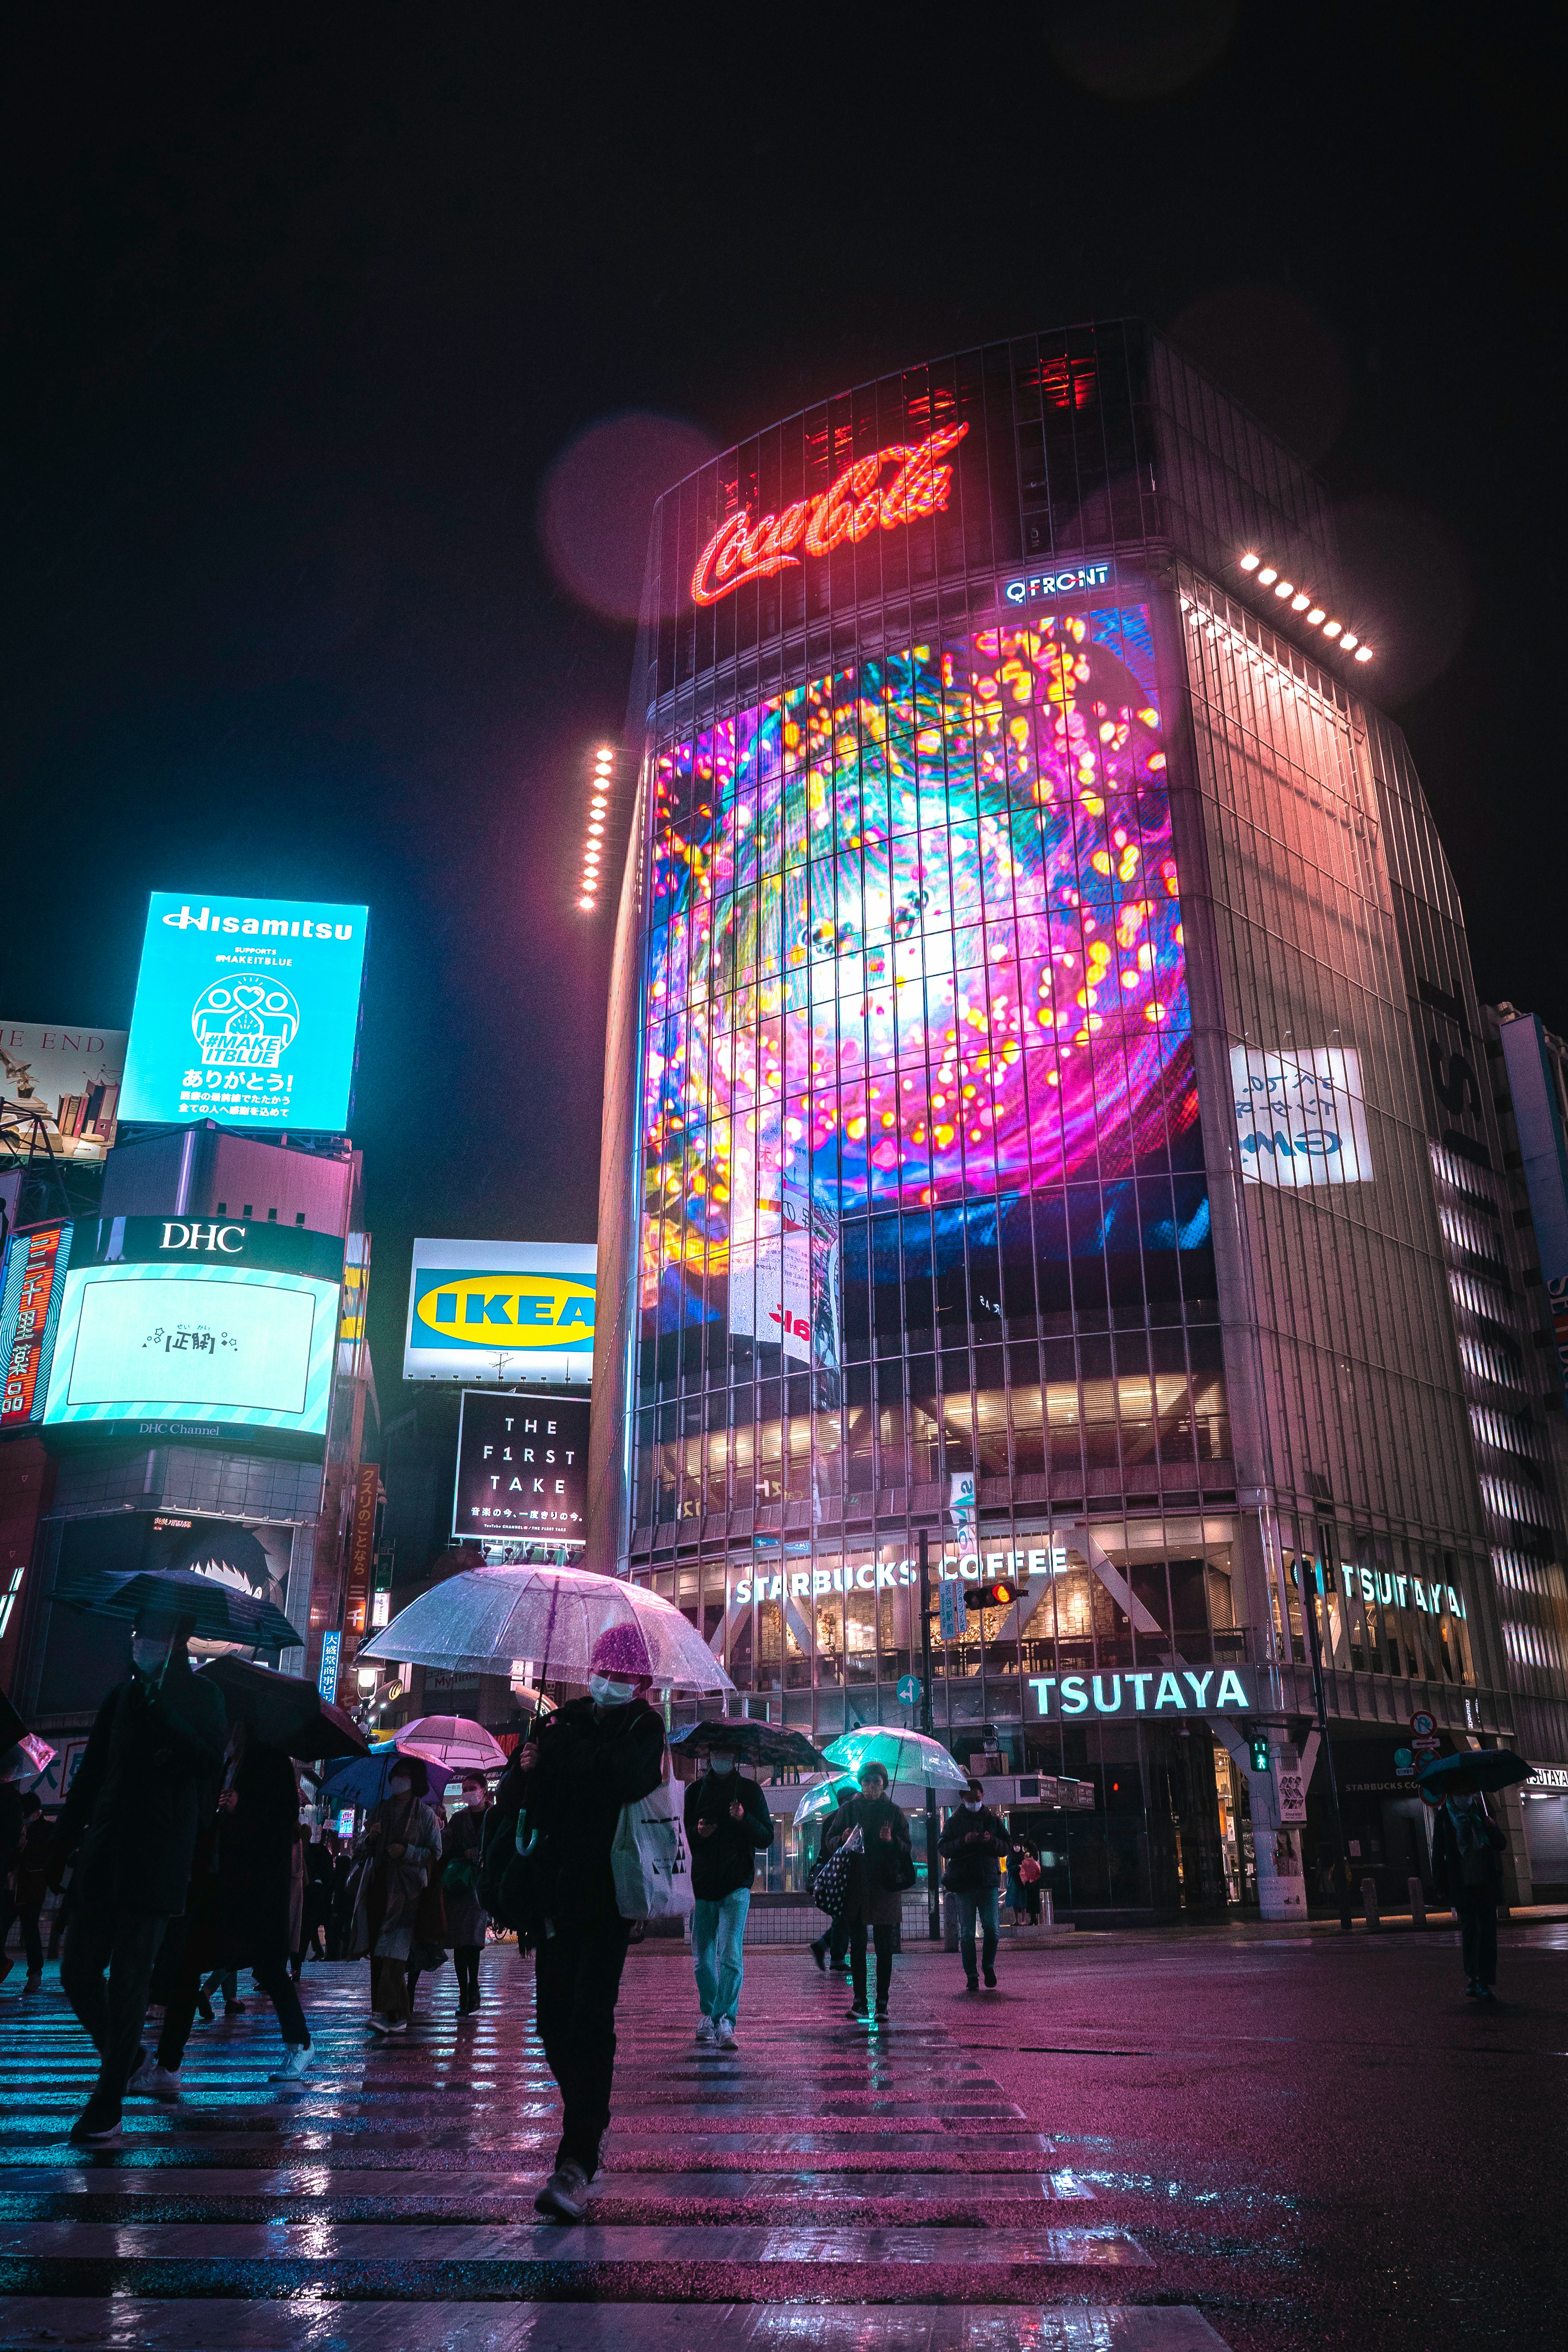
[640,604,1199,1337]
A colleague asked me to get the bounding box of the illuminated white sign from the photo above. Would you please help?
[1028,1665,1257,1719]
[1001,560,1114,605]
[1231,1045,1373,1187]
[730,1542,1067,1607]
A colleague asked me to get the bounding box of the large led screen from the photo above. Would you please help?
[43,1260,339,1455]
[120,894,368,1134]
[640,604,1198,1354]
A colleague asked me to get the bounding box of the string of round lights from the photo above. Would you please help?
[1238,550,1373,662]
[579,743,616,911]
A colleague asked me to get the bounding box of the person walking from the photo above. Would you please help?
[0,1766,25,1989]
[443,1771,493,2015]
[48,1624,227,2144]
[298,1835,333,1968]
[1426,1779,1508,2001]
[809,1785,857,1976]
[145,1721,316,2089]
[518,1626,666,2224]
[685,1746,774,2048]
[939,1776,1009,1991]
[8,1792,49,1991]
[350,1759,444,2035]
[839,1760,913,2026]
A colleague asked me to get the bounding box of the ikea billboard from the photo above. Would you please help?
[403,1239,595,1386]
[120,894,369,1135]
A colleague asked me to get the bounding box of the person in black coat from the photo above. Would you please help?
[939,1777,1011,1991]
[49,1625,227,2145]
[517,1637,666,2224]
[837,1761,913,2024]
[150,1723,314,2088]
[1426,1781,1507,2000]
[684,1751,774,2047]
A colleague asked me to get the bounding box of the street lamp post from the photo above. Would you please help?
[918,1528,940,1943]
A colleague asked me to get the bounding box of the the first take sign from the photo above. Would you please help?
[1027,1663,1257,1720]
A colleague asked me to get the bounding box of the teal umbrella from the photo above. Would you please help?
[822,1726,969,1790]
[792,1775,858,1828]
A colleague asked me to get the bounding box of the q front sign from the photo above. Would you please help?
[1026,1664,1258,1721]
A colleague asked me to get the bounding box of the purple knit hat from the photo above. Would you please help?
[589,1619,654,1679]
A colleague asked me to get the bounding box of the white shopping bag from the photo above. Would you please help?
[611,1750,695,1922]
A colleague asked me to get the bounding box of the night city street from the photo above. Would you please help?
[2,1922,1566,2350]
[4,11,1567,2352]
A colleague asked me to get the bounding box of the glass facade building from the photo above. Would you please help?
[588,321,1565,1917]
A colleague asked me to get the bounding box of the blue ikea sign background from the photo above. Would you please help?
[120,893,369,1134]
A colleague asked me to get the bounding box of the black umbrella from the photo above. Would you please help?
[195,1656,369,1761]
[1417,1748,1531,1799]
[668,1718,828,1770]
[53,1567,301,1651]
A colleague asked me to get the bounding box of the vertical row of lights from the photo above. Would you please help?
[1239,552,1373,661]
[580,744,615,911]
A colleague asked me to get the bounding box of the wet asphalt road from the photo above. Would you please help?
[0,1917,1561,2352]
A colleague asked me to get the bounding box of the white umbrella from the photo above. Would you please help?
[821,1726,970,1789]
[395,1715,506,1779]
[359,1563,733,1694]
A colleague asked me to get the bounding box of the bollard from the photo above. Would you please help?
[1408,1875,1426,1929]
[1041,1889,1054,1928]
[1360,1875,1380,1930]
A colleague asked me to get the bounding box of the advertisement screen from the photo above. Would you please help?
[0,1223,72,1433]
[0,1022,126,1159]
[639,604,1203,1357]
[120,894,368,1134]
[404,1238,595,1384]
[38,1217,342,1457]
[453,1389,589,1545]
[1230,1046,1373,1186]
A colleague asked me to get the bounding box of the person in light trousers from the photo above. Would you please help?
[684,1748,775,2048]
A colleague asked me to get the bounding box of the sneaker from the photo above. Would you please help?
[196,1995,216,2023]
[224,2000,247,2016]
[127,2057,183,2102]
[535,2160,590,2223]
[1475,1985,1498,2002]
[367,2013,392,2033]
[1463,1981,1481,1998]
[695,2015,716,2044]
[809,1939,828,1973]
[846,2004,868,2020]
[983,1966,997,1989]
[383,2018,408,2034]
[964,1975,980,1992]
[873,2006,889,2024]
[830,1960,851,1975]
[269,2045,313,2081]
[23,1972,42,1994]
[69,2091,122,2145]
[714,2016,737,2048]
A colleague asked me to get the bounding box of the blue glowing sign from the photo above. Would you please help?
[318,1629,342,1704]
[120,894,369,1134]
[1000,559,1115,606]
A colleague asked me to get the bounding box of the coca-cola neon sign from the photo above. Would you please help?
[690,422,968,607]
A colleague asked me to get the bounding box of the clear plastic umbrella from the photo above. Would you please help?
[821,1726,969,1789]
[396,1715,506,1777]
[792,1774,858,1828]
[358,1563,733,1694]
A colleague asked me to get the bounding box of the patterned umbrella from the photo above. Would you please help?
[668,1719,827,1769]
[821,1726,969,1790]
[359,1563,731,1693]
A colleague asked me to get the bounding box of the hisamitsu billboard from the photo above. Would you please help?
[404,1239,595,1386]
[120,894,369,1135]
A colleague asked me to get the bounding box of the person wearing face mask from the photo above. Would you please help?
[349,1757,443,2035]
[939,1777,1010,1991]
[684,1746,775,2048]
[47,1619,227,2145]
[518,1624,666,2223]
[839,1760,913,2025]
[442,1772,494,2014]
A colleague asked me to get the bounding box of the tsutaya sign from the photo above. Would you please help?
[1027,1664,1258,1720]
[730,1542,1066,1607]
[691,425,968,606]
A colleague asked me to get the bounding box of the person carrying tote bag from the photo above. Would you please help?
[837,1760,913,2025]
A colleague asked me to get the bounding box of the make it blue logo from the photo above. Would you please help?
[120,894,369,1135]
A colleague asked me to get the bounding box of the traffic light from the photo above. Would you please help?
[964,1576,1023,1617]
[1248,1730,1271,1774]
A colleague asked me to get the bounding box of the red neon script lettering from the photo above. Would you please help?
[690,424,968,606]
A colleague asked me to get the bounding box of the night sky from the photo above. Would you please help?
[2,7,1557,1401]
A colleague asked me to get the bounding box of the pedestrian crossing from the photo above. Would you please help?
[0,1945,1236,2350]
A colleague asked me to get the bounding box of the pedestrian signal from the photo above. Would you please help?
[1248,1731,1270,1774]
[963,1576,1022,1616]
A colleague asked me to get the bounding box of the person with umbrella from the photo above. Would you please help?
[684,1739,775,2049]
[442,1772,494,2015]
[518,1622,666,2224]
[839,1759,913,2026]
[808,1786,858,1978]
[1420,1752,1518,2003]
[350,1755,444,2034]
[47,1619,227,2144]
